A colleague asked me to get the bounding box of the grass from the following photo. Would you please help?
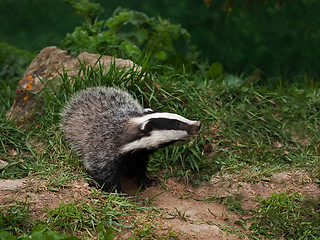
[250,191,320,239]
[0,186,168,239]
[0,116,36,179]
[0,57,320,238]
[148,72,320,185]
[44,192,144,238]
[0,199,32,234]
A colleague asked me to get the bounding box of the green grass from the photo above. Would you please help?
[0,116,36,179]
[44,191,142,238]
[146,71,320,185]
[250,191,320,239]
[0,199,32,234]
[0,57,320,239]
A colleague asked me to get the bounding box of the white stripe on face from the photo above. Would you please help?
[120,129,189,153]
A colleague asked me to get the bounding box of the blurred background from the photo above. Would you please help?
[0,0,319,86]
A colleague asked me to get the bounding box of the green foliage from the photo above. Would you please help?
[64,0,103,26]
[0,226,80,240]
[60,6,191,66]
[250,191,320,239]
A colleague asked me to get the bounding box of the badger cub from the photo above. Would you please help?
[60,87,201,192]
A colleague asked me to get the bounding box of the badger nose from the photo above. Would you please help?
[196,121,201,131]
[190,121,201,134]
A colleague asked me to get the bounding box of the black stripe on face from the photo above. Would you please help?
[146,118,190,131]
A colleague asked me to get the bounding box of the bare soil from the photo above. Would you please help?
[1,169,319,239]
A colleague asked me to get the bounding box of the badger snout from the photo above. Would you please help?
[189,121,201,135]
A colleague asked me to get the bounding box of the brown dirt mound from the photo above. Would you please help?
[1,169,319,239]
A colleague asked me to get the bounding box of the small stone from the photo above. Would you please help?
[0,159,9,168]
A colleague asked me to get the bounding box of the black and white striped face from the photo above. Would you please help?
[120,112,201,153]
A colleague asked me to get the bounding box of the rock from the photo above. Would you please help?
[0,159,9,168]
[6,46,142,126]
[0,179,25,190]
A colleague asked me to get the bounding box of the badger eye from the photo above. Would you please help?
[176,122,181,128]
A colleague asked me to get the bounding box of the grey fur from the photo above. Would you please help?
[60,86,200,192]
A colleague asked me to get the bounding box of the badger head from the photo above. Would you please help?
[120,110,201,153]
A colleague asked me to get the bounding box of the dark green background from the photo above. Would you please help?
[1,0,319,82]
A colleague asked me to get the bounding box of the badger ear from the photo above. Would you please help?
[140,120,153,135]
[143,108,155,114]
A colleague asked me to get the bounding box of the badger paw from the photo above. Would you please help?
[140,177,161,188]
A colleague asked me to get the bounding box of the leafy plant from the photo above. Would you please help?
[60,4,192,66]
[64,0,103,26]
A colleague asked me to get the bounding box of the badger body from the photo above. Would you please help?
[60,86,201,192]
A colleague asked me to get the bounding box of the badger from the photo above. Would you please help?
[60,86,201,192]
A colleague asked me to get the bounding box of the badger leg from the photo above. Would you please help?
[100,177,122,193]
[88,168,122,193]
[130,153,160,188]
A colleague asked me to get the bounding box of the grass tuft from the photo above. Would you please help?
[0,199,33,234]
[250,191,320,239]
